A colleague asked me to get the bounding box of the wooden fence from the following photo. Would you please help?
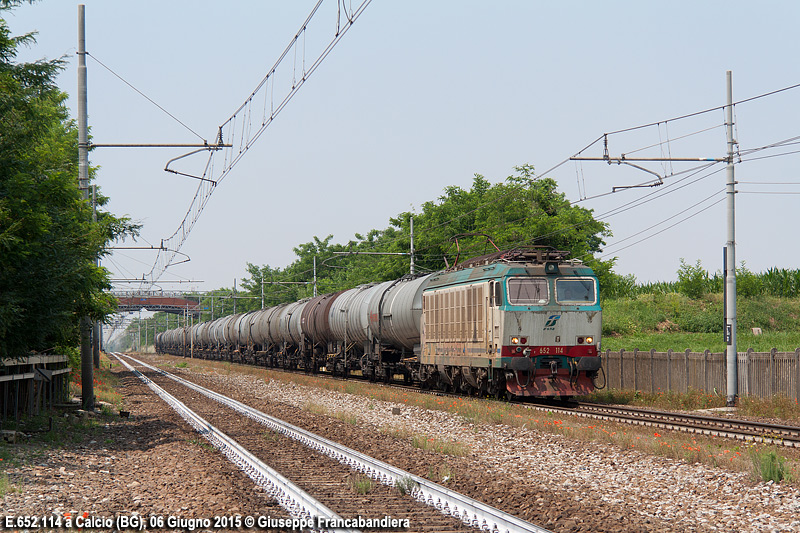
[601,348,800,401]
[0,354,71,422]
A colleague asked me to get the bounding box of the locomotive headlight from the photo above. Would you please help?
[520,337,528,345]
[511,336,520,345]
[585,336,594,344]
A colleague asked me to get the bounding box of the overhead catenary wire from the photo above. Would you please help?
[595,197,726,260]
[624,123,724,157]
[740,149,800,163]
[351,159,725,270]
[309,104,764,261]
[133,65,800,296]
[601,81,800,137]
[286,81,800,284]
[739,191,800,195]
[590,189,724,256]
[738,181,800,185]
[250,127,767,289]
[141,0,374,289]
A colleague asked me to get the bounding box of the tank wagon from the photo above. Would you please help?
[155,248,602,399]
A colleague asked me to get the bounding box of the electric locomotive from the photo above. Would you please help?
[418,248,601,398]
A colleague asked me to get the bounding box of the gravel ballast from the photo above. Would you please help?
[2,354,799,532]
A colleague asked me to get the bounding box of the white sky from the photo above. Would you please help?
[7,1,800,294]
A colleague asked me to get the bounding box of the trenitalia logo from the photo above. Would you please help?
[543,315,561,330]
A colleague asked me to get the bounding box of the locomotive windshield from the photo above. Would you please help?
[507,277,549,305]
[555,278,597,304]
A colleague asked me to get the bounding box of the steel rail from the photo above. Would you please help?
[120,353,551,533]
[110,353,357,533]
[579,402,800,445]
[522,401,800,448]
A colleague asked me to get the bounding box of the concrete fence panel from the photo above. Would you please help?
[602,348,800,401]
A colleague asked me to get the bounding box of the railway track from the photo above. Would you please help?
[112,354,349,531]
[158,353,800,449]
[523,402,800,448]
[276,365,800,449]
[114,353,551,533]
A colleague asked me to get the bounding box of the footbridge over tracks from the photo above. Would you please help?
[111,291,201,317]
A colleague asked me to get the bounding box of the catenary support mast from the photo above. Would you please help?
[77,4,94,409]
[725,70,738,406]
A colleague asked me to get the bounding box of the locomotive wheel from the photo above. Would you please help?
[449,373,462,394]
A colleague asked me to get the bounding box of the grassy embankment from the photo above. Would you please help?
[590,287,800,416]
[601,292,800,353]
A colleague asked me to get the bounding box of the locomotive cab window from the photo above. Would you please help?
[506,278,549,305]
[555,278,597,305]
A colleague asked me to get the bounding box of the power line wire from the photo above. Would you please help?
[603,81,800,137]
[597,197,725,259]
[87,52,206,142]
[144,0,374,288]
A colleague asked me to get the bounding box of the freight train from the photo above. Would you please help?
[155,247,603,399]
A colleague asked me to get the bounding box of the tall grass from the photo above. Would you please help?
[0,472,14,498]
[410,435,469,456]
[582,387,727,411]
[604,262,800,299]
[70,353,123,406]
[347,474,373,494]
[751,450,790,483]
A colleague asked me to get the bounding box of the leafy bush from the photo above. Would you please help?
[600,272,638,299]
[677,259,708,299]
[737,262,764,298]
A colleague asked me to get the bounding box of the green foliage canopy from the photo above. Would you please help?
[0,5,138,358]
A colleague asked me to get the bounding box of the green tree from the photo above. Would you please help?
[390,165,612,277]
[232,165,613,308]
[0,2,138,358]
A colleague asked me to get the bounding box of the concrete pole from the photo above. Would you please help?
[410,215,415,275]
[725,70,738,406]
[92,185,100,368]
[313,256,317,297]
[78,5,94,410]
